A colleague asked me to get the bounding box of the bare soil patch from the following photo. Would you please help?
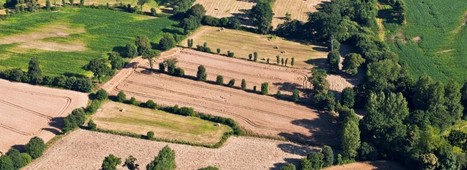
[26,129,313,169]
[412,36,422,43]
[93,101,231,145]
[0,23,86,52]
[182,26,328,69]
[324,161,404,170]
[194,0,255,18]
[0,79,88,153]
[272,0,328,27]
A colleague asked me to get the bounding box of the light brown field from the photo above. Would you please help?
[0,23,86,52]
[272,0,328,27]
[103,49,351,145]
[182,26,328,69]
[92,101,231,145]
[26,129,315,170]
[324,161,405,170]
[194,0,255,18]
[0,79,88,153]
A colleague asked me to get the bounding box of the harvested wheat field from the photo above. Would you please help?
[92,101,231,145]
[272,0,328,27]
[324,161,404,170]
[194,0,255,18]
[106,66,338,145]
[26,129,315,169]
[182,26,328,69]
[0,79,88,153]
[159,48,309,95]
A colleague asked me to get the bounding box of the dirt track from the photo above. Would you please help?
[105,49,343,145]
[0,79,88,153]
[324,161,404,170]
[25,130,314,170]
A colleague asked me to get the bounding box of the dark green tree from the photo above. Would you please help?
[135,35,151,55]
[280,163,296,170]
[261,82,269,95]
[187,4,206,19]
[28,57,42,84]
[307,152,324,170]
[147,145,176,170]
[197,65,207,81]
[322,145,334,167]
[227,79,235,87]
[45,0,51,10]
[300,158,312,170]
[342,53,365,76]
[198,166,219,170]
[101,154,122,170]
[124,155,138,170]
[0,156,14,170]
[159,34,176,50]
[241,79,246,90]
[341,114,360,160]
[88,119,97,130]
[147,131,155,139]
[170,0,194,14]
[327,50,340,73]
[181,16,201,34]
[6,148,27,169]
[146,100,157,109]
[25,137,46,159]
[117,91,126,102]
[292,89,299,102]
[85,58,110,82]
[291,57,295,66]
[216,75,224,85]
[142,50,159,70]
[340,87,355,108]
[249,2,273,34]
[95,89,108,100]
[125,43,138,58]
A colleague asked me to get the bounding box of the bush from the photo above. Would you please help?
[292,89,300,102]
[63,108,86,133]
[147,131,155,139]
[253,52,258,61]
[322,145,334,167]
[147,145,176,170]
[261,82,269,95]
[0,156,14,170]
[124,43,138,58]
[20,153,32,165]
[227,51,234,57]
[88,120,97,130]
[358,142,378,161]
[248,54,253,60]
[25,137,46,159]
[216,48,221,54]
[227,79,235,87]
[241,79,246,90]
[276,91,282,98]
[145,100,157,109]
[197,65,207,81]
[6,148,27,169]
[101,154,122,170]
[150,7,157,16]
[340,87,355,108]
[117,91,126,102]
[276,56,280,64]
[198,166,219,170]
[253,86,257,92]
[129,97,137,105]
[216,75,224,85]
[95,89,108,100]
[159,33,176,50]
[300,158,312,170]
[174,68,185,77]
[281,163,296,170]
[159,62,165,72]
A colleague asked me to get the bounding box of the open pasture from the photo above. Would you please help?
[0,79,88,153]
[25,129,311,169]
[387,0,467,82]
[182,26,328,69]
[92,101,232,145]
[0,8,178,77]
[194,0,255,18]
[271,0,327,27]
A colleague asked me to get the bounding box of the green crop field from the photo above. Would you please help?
[0,8,180,77]
[386,0,467,82]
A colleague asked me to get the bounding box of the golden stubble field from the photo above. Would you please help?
[0,79,88,153]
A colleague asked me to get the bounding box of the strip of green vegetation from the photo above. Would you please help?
[0,8,181,77]
[386,0,467,82]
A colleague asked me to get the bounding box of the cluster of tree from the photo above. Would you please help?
[85,52,126,82]
[62,89,107,133]
[0,137,45,170]
[180,4,205,33]
[101,146,176,170]
[249,1,273,34]
[309,69,335,111]
[297,145,336,170]
[159,58,184,77]
[248,52,258,62]
[202,16,241,30]
[0,58,92,92]
[196,42,212,53]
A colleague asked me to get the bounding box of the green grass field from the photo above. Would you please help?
[93,101,232,145]
[0,8,180,77]
[386,0,466,82]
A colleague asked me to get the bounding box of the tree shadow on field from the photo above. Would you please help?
[305,58,327,71]
[162,28,184,35]
[277,143,318,156]
[279,112,339,147]
[312,46,329,52]
[63,72,86,78]
[11,145,26,152]
[271,158,301,170]
[273,82,302,92]
[48,117,65,134]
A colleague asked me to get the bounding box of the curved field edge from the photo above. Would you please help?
[0,8,180,77]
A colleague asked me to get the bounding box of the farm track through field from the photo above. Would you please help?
[0,98,52,120]
[0,123,30,136]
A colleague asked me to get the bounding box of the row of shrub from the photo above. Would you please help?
[62,89,106,133]
[187,40,236,58]
[0,137,46,170]
[0,58,92,92]
[201,16,241,30]
[111,91,244,136]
